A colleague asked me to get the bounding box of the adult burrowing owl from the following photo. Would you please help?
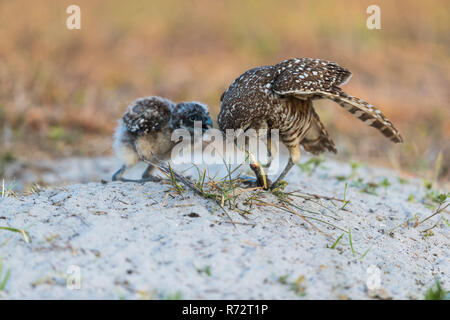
[218,58,403,189]
[113,96,212,182]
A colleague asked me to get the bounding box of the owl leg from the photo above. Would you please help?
[270,145,300,190]
[262,133,273,169]
[247,151,269,189]
[243,134,270,189]
[269,159,294,190]
[233,138,269,189]
[112,165,127,181]
[141,164,161,182]
[112,164,161,183]
[112,164,143,182]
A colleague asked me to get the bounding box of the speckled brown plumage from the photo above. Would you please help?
[123,96,173,135]
[218,57,403,189]
[113,96,212,183]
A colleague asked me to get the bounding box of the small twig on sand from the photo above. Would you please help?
[251,198,346,236]
[280,203,330,237]
[287,190,345,203]
[161,193,170,207]
[213,220,256,226]
[415,202,449,228]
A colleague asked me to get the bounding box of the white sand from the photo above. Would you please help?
[0,156,448,299]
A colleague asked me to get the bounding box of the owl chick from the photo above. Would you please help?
[112,96,212,182]
[218,58,403,190]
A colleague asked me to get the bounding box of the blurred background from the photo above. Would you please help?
[0,0,449,188]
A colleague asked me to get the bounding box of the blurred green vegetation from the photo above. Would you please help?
[0,0,448,181]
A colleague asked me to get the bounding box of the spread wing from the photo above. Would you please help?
[272,58,403,143]
[274,58,352,92]
[123,96,173,135]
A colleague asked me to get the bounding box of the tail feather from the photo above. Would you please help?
[301,107,337,155]
[318,90,403,143]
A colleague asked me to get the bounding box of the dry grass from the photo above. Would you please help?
[0,0,448,182]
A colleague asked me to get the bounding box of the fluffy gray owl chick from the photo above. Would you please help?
[218,58,403,189]
[113,96,212,183]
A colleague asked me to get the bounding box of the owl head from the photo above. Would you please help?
[171,102,213,134]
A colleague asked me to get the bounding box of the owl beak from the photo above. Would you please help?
[202,117,213,132]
